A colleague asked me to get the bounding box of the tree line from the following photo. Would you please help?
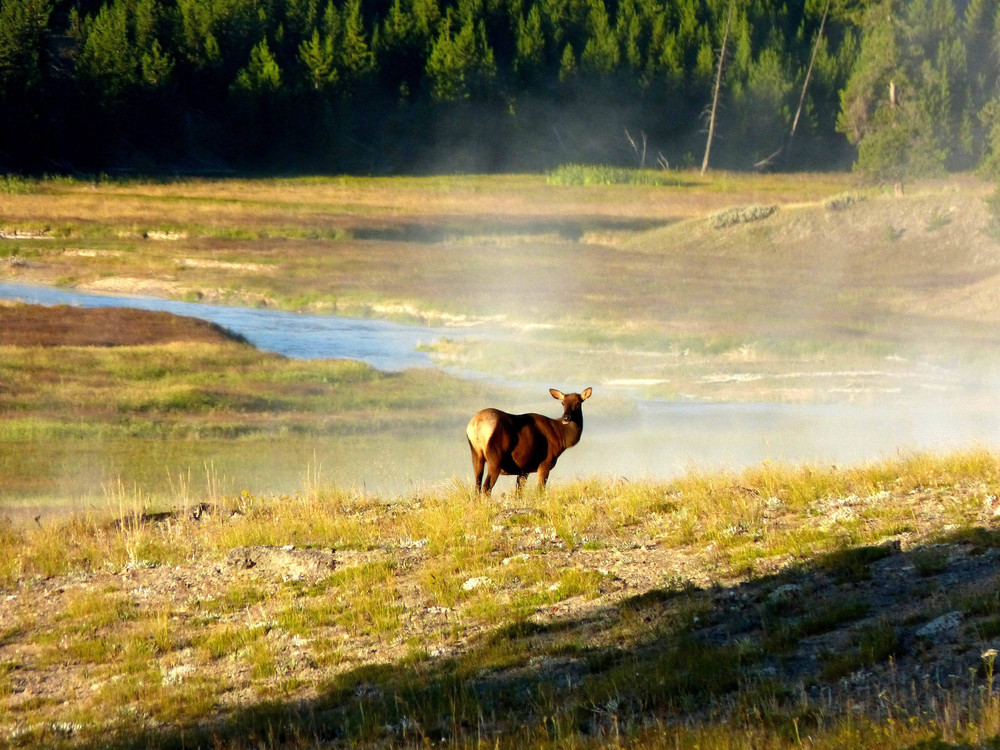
[0,0,998,177]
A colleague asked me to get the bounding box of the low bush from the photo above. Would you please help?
[709,204,778,228]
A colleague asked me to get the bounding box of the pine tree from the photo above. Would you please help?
[899,0,969,165]
[615,0,644,75]
[134,0,173,89]
[580,0,618,75]
[838,0,967,186]
[378,0,414,56]
[234,38,282,94]
[537,0,591,56]
[977,3,1000,176]
[513,4,545,85]
[176,0,266,77]
[299,27,337,91]
[377,0,440,95]
[426,12,495,100]
[737,47,794,164]
[558,41,576,83]
[338,0,375,91]
[141,39,174,87]
[646,22,684,93]
[0,0,52,164]
[78,0,140,102]
[285,0,322,42]
[0,0,51,97]
[413,0,443,44]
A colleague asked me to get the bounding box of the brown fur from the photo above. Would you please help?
[466,387,592,495]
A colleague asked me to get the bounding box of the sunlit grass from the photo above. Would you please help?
[3,450,1000,747]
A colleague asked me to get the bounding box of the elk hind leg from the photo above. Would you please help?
[469,441,486,494]
[482,449,504,497]
[482,467,503,497]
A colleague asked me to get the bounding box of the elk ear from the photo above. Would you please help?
[581,387,592,400]
[549,388,565,400]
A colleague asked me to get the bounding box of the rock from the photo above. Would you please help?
[915,611,962,639]
[462,577,491,591]
[767,583,802,605]
[224,545,337,580]
[162,665,195,685]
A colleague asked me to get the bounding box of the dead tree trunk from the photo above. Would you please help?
[788,0,830,149]
[701,1,734,175]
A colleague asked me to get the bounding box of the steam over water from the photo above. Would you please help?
[577,398,1000,482]
[3,282,1000,493]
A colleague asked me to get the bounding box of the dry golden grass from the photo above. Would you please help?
[4,451,1000,748]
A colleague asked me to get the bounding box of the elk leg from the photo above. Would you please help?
[515,475,527,496]
[483,460,502,497]
[537,464,551,492]
[470,443,486,494]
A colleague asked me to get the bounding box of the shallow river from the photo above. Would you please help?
[3,282,1000,496]
[0,282,454,370]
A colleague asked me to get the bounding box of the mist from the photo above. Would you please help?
[6,171,1000,503]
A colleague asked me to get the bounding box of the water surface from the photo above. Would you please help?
[0,282,457,370]
[2,282,999,499]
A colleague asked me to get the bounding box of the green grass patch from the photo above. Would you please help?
[0,175,38,194]
[547,164,692,187]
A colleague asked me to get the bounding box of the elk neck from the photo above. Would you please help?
[556,412,583,448]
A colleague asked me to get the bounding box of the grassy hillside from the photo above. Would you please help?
[5,452,1000,748]
[7,172,1000,505]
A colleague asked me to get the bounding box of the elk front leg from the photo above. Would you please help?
[537,463,552,492]
[515,474,527,496]
[483,462,502,497]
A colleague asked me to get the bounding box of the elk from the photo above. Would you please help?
[466,387,592,496]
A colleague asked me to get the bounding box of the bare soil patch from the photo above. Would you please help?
[0,304,246,347]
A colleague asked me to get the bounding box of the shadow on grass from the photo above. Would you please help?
[65,531,1000,749]
[353,217,669,243]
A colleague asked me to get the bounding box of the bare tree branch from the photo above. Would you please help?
[624,128,647,167]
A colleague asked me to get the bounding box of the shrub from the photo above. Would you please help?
[824,192,866,211]
[709,204,778,229]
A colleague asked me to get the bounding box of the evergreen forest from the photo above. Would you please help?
[1,0,999,176]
